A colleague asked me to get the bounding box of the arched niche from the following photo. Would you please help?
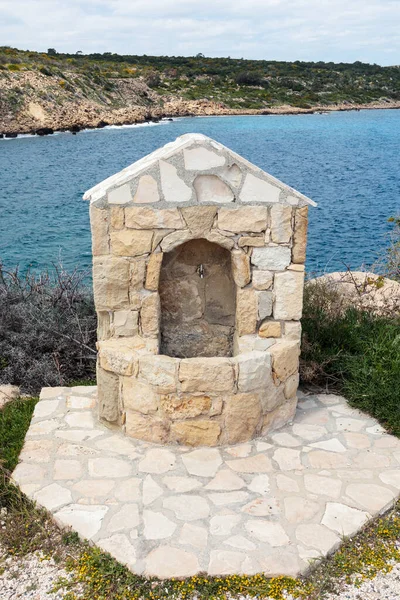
[159,239,236,358]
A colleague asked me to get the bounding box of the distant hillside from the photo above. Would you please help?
[1,47,399,135]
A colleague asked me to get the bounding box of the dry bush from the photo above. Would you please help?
[375,216,400,282]
[0,262,96,394]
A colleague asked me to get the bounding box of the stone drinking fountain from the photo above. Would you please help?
[13,134,399,580]
[85,133,315,447]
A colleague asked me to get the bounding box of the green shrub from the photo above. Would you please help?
[145,71,161,88]
[301,282,400,436]
[38,65,52,76]
[235,71,264,86]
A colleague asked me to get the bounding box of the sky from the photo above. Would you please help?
[1,0,399,65]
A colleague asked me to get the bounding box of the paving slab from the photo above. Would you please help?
[12,387,400,579]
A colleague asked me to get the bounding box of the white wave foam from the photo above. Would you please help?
[0,118,177,140]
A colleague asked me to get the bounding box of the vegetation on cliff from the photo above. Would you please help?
[1,46,399,133]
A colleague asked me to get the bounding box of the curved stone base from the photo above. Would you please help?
[97,339,300,446]
[13,386,400,579]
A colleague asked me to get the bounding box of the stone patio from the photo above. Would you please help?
[13,387,400,579]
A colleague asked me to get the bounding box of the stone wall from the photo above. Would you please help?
[86,133,313,446]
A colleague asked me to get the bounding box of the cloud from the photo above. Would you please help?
[0,0,398,64]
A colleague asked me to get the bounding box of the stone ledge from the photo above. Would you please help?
[94,345,300,445]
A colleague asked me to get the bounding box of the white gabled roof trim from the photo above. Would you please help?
[83,133,316,207]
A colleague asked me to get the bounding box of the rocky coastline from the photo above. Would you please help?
[1,99,400,139]
[1,70,399,138]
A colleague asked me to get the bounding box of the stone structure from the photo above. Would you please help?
[83,134,316,446]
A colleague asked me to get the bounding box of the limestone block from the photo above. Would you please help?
[254,337,276,351]
[184,147,225,170]
[152,229,173,251]
[271,205,292,243]
[0,385,20,409]
[284,373,299,399]
[139,355,178,392]
[161,230,193,252]
[210,397,223,417]
[122,378,158,414]
[133,175,160,204]
[90,206,109,255]
[221,163,242,187]
[110,206,124,230]
[222,393,262,444]
[251,247,291,270]
[130,258,146,291]
[98,339,137,376]
[125,207,185,229]
[179,358,235,393]
[262,396,297,435]
[270,341,299,382]
[240,173,281,203]
[259,320,282,338]
[160,395,211,420]
[108,183,132,205]
[93,256,129,310]
[236,351,271,392]
[120,335,158,356]
[97,365,119,423]
[288,264,305,272]
[181,206,217,234]
[171,421,221,447]
[194,175,234,203]
[236,289,258,336]
[292,206,308,264]
[111,229,153,257]
[97,311,111,340]
[284,321,302,342]
[205,231,235,250]
[129,293,141,312]
[253,270,273,290]
[217,207,268,233]
[238,236,265,248]
[286,195,299,206]
[233,334,257,354]
[145,253,163,291]
[231,250,251,287]
[144,545,200,578]
[257,291,273,319]
[260,382,286,413]
[125,411,170,444]
[112,310,139,337]
[159,160,192,203]
[274,271,305,320]
[141,293,160,337]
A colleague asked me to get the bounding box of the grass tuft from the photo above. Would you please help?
[0,397,37,472]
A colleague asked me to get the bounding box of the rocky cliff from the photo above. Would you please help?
[1,48,399,135]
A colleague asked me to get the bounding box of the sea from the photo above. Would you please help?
[1,109,399,277]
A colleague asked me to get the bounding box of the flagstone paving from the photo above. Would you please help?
[12,387,400,579]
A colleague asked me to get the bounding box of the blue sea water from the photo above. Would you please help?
[1,110,399,276]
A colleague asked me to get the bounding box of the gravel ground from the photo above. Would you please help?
[1,545,400,600]
[0,546,73,599]
[324,563,400,600]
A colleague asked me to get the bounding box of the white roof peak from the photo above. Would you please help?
[83,133,316,208]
